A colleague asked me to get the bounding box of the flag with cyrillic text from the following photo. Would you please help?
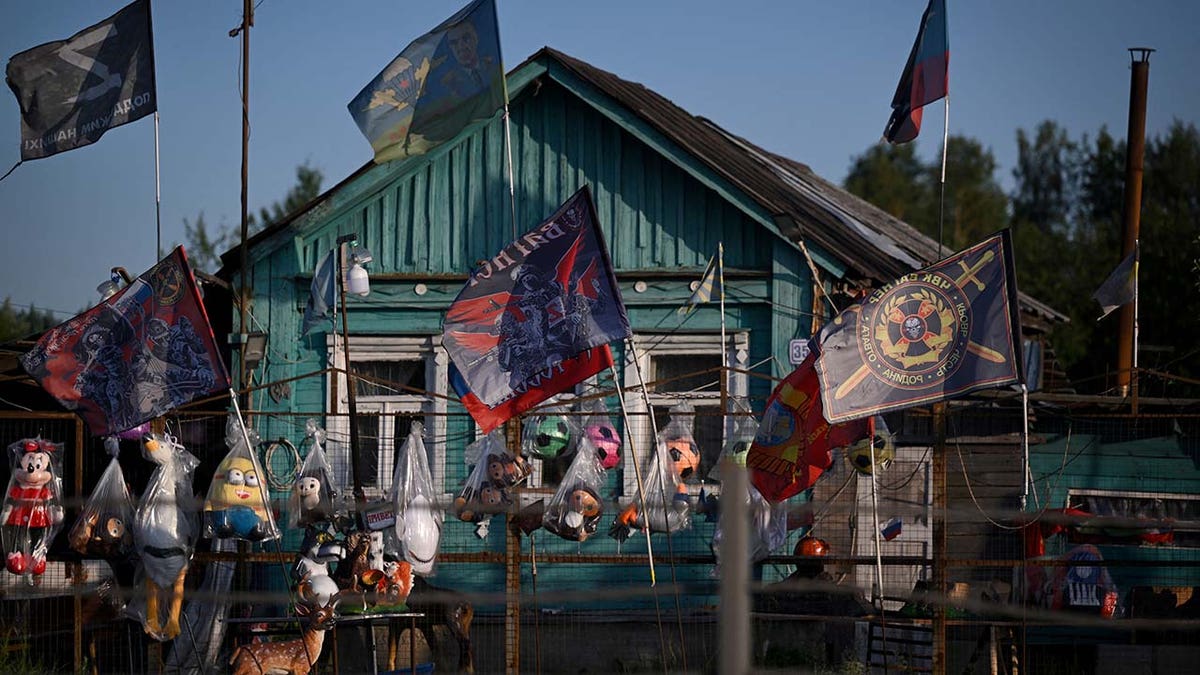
[348,0,504,164]
[20,247,229,436]
[814,231,1022,423]
[6,0,156,161]
[442,186,630,429]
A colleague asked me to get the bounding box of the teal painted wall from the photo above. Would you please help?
[240,62,817,596]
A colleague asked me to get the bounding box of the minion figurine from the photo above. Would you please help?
[204,456,271,541]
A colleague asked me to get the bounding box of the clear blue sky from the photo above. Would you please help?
[1,0,1197,321]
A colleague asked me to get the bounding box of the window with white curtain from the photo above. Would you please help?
[621,332,749,497]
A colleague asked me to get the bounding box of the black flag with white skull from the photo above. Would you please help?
[5,0,156,160]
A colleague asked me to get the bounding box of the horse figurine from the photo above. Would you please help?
[134,433,199,641]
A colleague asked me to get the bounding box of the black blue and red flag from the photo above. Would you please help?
[443,186,630,430]
[814,231,1022,423]
[883,0,948,144]
[20,247,229,436]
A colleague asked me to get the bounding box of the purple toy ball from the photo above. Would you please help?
[586,422,621,469]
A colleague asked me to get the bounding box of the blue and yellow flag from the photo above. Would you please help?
[679,251,722,315]
[348,0,504,164]
[814,231,1023,423]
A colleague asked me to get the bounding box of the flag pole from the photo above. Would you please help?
[718,242,729,438]
[867,417,885,608]
[938,95,949,259]
[607,362,657,585]
[1132,239,1140,414]
[154,111,162,257]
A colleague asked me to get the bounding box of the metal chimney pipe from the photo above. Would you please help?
[1117,48,1152,398]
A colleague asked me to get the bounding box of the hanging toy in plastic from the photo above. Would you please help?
[521,401,574,461]
[134,432,200,641]
[544,431,607,542]
[204,414,280,542]
[2,438,65,577]
[580,398,621,470]
[392,422,442,576]
[845,417,895,476]
[608,403,698,542]
[289,419,339,529]
[69,437,136,559]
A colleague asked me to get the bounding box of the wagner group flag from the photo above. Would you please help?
[883,0,948,144]
[348,0,504,164]
[814,231,1022,423]
[747,347,870,502]
[6,0,156,161]
[442,186,631,428]
[20,247,229,436]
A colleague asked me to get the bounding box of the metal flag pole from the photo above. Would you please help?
[1132,239,1140,414]
[1020,383,1030,510]
[938,95,950,260]
[608,362,657,585]
[154,111,162,257]
[868,416,885,608]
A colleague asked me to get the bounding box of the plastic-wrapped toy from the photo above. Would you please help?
[712,405,788,565]
[289,419,340,529]
[204,414,279,542]
[609,403,698,541]
[543,435,606,542]
[134,432,199,641]
[521,403,574,460]
[455,431,526,536]
[453,460,510,524]
[2,437,65,577]
[845,417,895,475]
[581,398,621,470]
[392,422,442,576]
[69,437,136,559]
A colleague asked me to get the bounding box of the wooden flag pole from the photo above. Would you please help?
[607,361,657,585]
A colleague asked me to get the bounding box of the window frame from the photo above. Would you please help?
[620,331,749,498]
[327,334,449,499]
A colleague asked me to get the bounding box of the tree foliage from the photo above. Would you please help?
[182,162,324,273]
[0,298,59,343]
[844,121,1200,395]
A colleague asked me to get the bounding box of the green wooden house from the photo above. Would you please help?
[221,48,1061,605]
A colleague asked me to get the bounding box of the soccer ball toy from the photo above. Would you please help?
[531,417,571,459]
[666,438,701,481]
[586,422,621,469]
[845,431,895,475]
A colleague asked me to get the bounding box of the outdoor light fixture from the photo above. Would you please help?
[242,331,268,372]
[346,245,373,297]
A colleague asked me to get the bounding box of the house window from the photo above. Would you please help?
[328,335,448,498]
[621,332,749,497]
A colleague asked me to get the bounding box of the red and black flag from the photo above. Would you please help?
[6,0,156,160]
[20,247,229,436]
[814,231,1022,423]
[442,186,631,431]
[883,0,948,144]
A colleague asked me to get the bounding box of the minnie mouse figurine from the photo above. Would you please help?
[2,438,65,576]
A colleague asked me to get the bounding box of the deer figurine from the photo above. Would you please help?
[229,584,343,675]
[134,432,199,641]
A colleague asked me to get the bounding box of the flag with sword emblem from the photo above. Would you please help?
[814,231,1023,423]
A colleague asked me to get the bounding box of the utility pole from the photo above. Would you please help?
[1117,48,1152,402]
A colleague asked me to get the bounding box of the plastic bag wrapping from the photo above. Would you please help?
[68,442,135,559]
[542,435,606,542]
[711,399,786,566]
[203,414,280,542]
[453,431,527,525]
[131,433,200,640]
[580,397,621,470]
[2,437,66,578]
[521,401,576,461]
[609,404,696,541]
[288,419,340,529]
[392,422,442,576]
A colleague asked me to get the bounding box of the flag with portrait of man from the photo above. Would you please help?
[348,0,504,164]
